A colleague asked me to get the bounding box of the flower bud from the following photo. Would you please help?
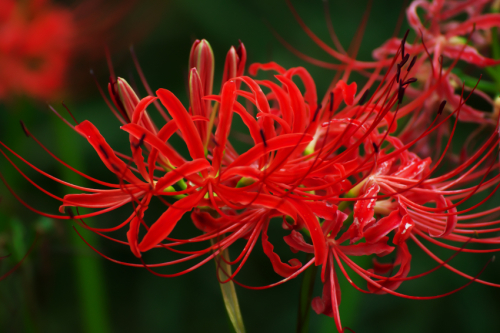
[189,39,214,97]
[222,40,247,88]
[117,77,140,118]
[189,67,207,141]
[107,77,140,123]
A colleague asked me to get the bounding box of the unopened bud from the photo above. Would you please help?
[189,68,207,140]
[117,78,140,119]
[222,40,247,88]
[189,39,214,97]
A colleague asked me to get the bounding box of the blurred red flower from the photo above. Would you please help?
[0,0,73,99]
[0,0,160,101]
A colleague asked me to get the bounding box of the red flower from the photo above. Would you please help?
[254,4,500,329]
[372,0,500,124]
[0,0,74,99]
[2,9,500,331]
[0,39,326,272]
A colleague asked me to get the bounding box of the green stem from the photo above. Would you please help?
[296,253,318,333]
[10,218,38,333]
[482,68,500,90]
[490,4,500,86]
[451,68,499,93]
[491,27,500,60]
[212,242,246,333]
[54,116,111,333]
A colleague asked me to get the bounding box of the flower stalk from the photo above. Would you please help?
[54,117,111,333]
[296,253,318,333]
[212,242,246,333]
[490,3,500,86]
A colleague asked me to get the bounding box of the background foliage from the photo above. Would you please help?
[1,0,499,332]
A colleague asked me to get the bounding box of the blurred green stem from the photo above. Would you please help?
[452,68,499,93]
[212,242,246,333]
[54,116,111,333]
[296,253,318,333]
[490,5,500,87]
[10,219,38,333]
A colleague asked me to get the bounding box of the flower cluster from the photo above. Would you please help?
[1,0,500,332]
[374,0,500,122]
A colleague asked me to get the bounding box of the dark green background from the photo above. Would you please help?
[1,0,499,332]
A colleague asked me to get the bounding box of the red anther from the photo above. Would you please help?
[20,121,30,137]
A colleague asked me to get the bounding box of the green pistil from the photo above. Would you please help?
[448,36,467,45]
[338,179,367,212]
[236,177,255,188]
[203,191,218,200]
[176,179,188,191]
[304,140,316,156]
[157,164,188,199]
[299,184,315,195]
[303,132,320,156]
[163,185,187,200]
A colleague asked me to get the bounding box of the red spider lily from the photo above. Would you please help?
[281,0,500,173]
[375,0,500,68]
[255,3,500,329]
[0,29,401,280]
[372,0,500,125]
[0,39,327,274]
[278,103,500,330]
[284,0,500,123]
[196,35,499,329]
[2,9,500,331]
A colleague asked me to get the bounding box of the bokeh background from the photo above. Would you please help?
[1,0,500,332]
